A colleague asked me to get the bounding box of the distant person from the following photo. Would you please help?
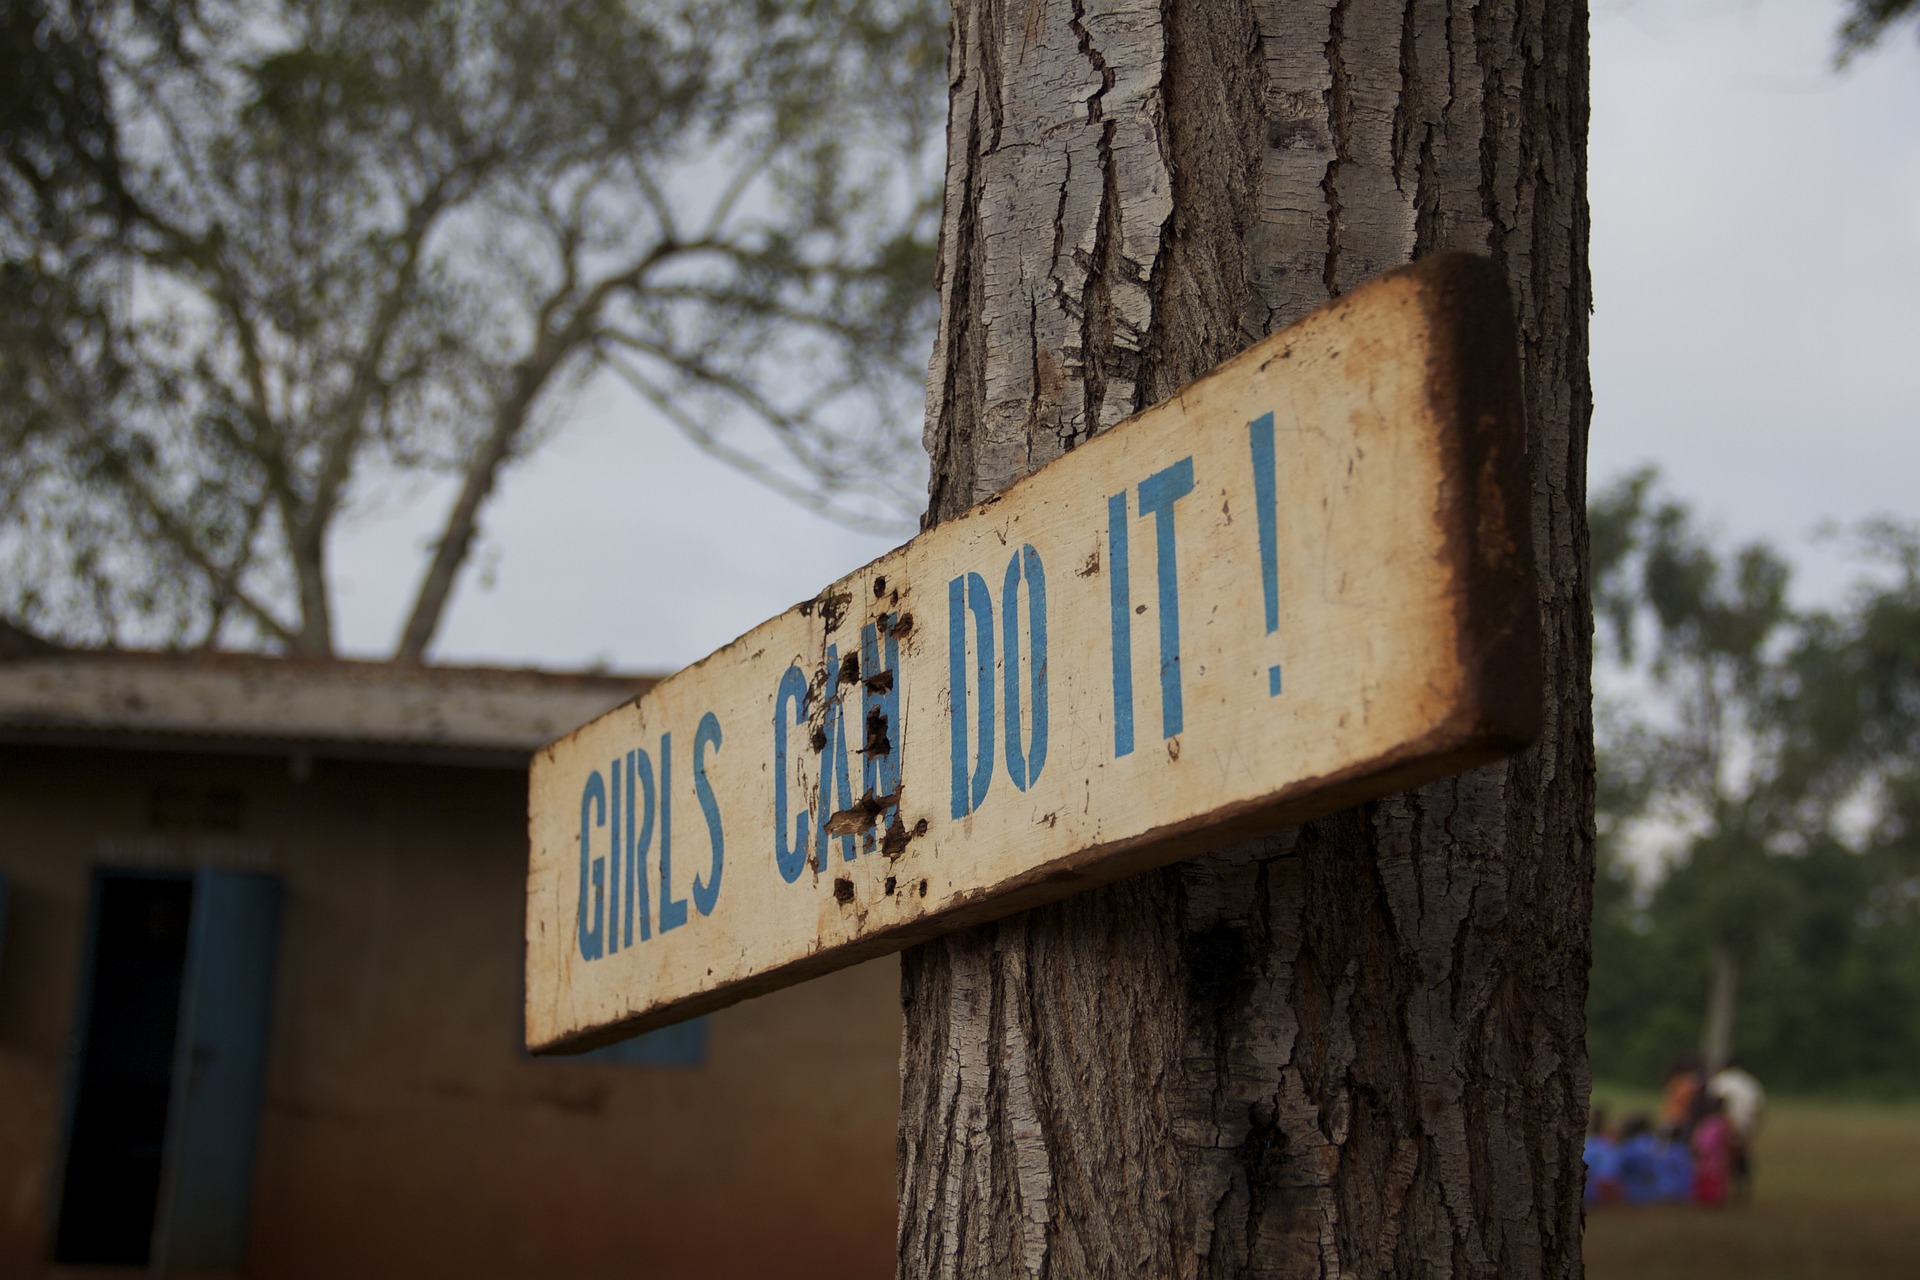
[1618,1114,1662,1205]
[1691,1096,1733,1207]
[1660,1055,1706,1139]
[1584,1108,1624,1207]
[1653,1126,1695,1203]
[1710,1062,1766,1204]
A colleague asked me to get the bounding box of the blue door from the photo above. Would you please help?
[151,869,284,1272]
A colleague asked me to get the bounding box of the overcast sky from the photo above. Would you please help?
[329,0,1920,673]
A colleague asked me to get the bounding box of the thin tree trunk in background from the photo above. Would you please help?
[288,525,334,657]
[901,1,1593,1276]
[1702,947,1737,1076]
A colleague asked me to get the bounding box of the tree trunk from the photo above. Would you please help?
[900,2,1593,1277]
[288,523,335,657]
[1701,947,1737,1076]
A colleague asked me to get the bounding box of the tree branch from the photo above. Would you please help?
[311,159,491,531]
[595,329,909,494]
[391,235,691,659]
[605,357,911,536]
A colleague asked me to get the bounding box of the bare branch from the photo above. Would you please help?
[606,358,912,537]
[630,164,679,245]
[393,235,689,659]
[312,160,487,528]
[695,144,783,244]
[595,328,916,502]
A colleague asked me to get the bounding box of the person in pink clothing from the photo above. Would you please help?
[1691,1095,1733,1207]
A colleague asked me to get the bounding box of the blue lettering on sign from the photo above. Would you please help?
[1248,411,1284,696]
[607,756,623,955]
[627,748,655,943]
[772,665,811,883]
[577,770,606,960]
[1001,545,1049,791]
[1137,456,1196,740]
[817,644,858,865]
[1109,458,1197,750]
[861,620,901,851]
[581,742,688,960]
[948,572,995,818]
[1107,491,1135,757]
[692,712,724,916]
[658,731,688,933]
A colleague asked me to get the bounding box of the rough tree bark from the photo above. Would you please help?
[900,2,1592,1277]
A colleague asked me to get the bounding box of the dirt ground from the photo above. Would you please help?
[1583,1094,1920,1280]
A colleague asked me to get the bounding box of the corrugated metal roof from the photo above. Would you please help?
[0,645,656,767]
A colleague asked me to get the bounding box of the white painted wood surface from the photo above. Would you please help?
[526,254,1537,1052]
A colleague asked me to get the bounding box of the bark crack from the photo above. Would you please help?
[1320,0,1353,297]
[1069,0,1118,448]
[1390,0,1419,192]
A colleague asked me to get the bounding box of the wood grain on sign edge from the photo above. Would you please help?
[526,253,1540,1054]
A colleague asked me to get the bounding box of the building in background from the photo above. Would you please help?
[0,631,898,1278]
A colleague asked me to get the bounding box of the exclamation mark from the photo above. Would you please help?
[1248,412,1282,697]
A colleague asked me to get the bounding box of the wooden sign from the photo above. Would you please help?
[525,253,1538,1053]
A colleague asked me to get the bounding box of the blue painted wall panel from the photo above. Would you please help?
[580,1017,707,1067]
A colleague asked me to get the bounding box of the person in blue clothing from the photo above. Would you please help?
[1617,1113,1662,1205]
[1584,1108,1624,1207]
[1653,1124,1697,1202]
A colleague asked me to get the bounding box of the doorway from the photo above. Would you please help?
[53,868,282,1271]
[54,874,194,1264]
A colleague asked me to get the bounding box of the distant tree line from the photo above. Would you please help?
[1589,470,1920,1095]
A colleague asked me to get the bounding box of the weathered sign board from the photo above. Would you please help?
[526,253,1539,1053]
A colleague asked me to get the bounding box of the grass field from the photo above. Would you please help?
[1584,1091,1920,1280]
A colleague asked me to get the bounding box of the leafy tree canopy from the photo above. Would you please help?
[2,0,944,658]
[1590,470,1920,1095]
